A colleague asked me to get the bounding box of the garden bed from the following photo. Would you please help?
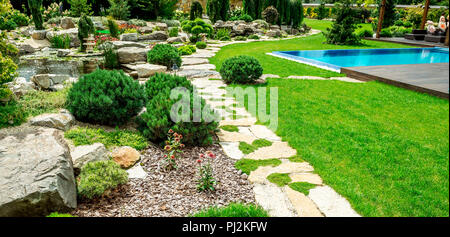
[73,143,255,217]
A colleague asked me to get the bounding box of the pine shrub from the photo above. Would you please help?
[66,69,145,125]
[219,56,263,84]
[77,160,128,199]
[323,0,361,45]
[137,73,219,146]
[147,44,182,68]
[107,19,120,38]
[108,0,130,20]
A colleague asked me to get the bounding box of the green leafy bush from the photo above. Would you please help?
[108,19,120,38]
[234,36,247,41]
[262,6,279,25]
[239,14,253,22]
[248,34,260,40]
[0,9,29,30]
[137,73,219,146]
[219,55,263,84]
[77,160,128,199]
[65,127,148,150]
[0,32,17,104]
[380,28,393,37]
[101,42,119,69]
[50,34,71,49]
[147,44,182,68]
[169,27,179,37]
[191,203,269,217]
[178,45,196,56]
[357,29,373,38]
[196,41,207,49]
[77,14,95,52]
[215,28,230,40]
[0,101,26,128]
[28,0,44,30]
[190,1,203,20]
[66,69,145,126]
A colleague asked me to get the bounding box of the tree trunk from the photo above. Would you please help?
[420,0,431,30]
[376,0,386,38]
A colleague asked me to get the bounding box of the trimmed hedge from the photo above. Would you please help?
[147,44,182,68]
[196,41,207,49]
[219,56,263,84]
[137,73,219,146]
[66,69,145,125]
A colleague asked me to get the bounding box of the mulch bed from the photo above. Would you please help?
[73,143,255,217]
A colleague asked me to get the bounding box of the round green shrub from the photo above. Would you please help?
[77,160,128,199]
[234,36,247,41]
[220,56,263,84]
[191,25,204,35]
[196,41,207,49]
[248,34,260,40]
[138,73,219,146]
[380,28,393,38]
[239,14,253,22]
[147,44,182,68]
[178,45,193,55]
[169,27,179,37]
[66,69,145,125]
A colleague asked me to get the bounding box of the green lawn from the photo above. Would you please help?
[231,79,449,217]
[210,19,413,78]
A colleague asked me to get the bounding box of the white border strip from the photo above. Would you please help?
[267,53,341,73]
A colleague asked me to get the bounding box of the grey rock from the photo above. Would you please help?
[60,17,75,29]
[111,41,147,49]
[29,110,74,131]
[154,22,168,31]
[266,30,281,38]
[134,64,167,78]
[167,37,183,43]
[120,33,138,42]
[57,49,71,57]
[0,127,77,217]
[7,77,35,97]
[117,47,149,64]
[138,31,168,41]
[71,143,109,171]
[140,26,153,34]
[31,30,47,40]
[31,74,70,89]
[46,28,80,47]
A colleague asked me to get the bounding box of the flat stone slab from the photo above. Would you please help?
[287,76,328,80]
[248,160,314,184]
[308,185,361,217]
[253,183,296,217]
[330,77,365,83]
[182,58,210,66]
[217,130,257,144]
[182,64,216,71]
[249,125,281,141]
[245,141,296,159]
[289,173,323,185]
[219,142,244,159]
[112,41,147,49]
[173,70,220,79]
[134,63,167,78]
[127,164,147,179]
[261,74,281,80]
[284,186,323,217]
[219,117,257,126]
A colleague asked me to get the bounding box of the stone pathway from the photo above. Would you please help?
[179,32,362,217]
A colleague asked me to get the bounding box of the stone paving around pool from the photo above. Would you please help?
[178,32,363,217]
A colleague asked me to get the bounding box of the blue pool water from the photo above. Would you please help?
[271,48,449,71]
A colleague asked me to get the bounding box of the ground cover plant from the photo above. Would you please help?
[191,203,269,217]
[238,139,272,154]
[235,158,281,175]
[288,182,316,195]
[267,173,291,187]
[231,78,449,217]
[64,127,148,151]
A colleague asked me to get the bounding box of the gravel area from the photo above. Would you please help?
[73,143,255,217]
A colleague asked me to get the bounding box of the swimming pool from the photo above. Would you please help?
[270,47,449,72]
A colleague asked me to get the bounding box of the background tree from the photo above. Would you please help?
[108,0,130,20]
[323,0,361,45]
[206,0,229,23]
[376,0,397,28]
[289,0,303,28]
[190,1,203,20]
[68,0,92,17]
[27,0,44,30]
[317,2,328,20]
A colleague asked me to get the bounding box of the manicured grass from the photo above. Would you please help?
[210,20,413,78]
[267,173,292,187]
[46,212,76,217]
[64,127,148,151]
[220,125,239,132]
[235,158,282,175]
[238,139,273,154]
[232,79,449,217]
[191,203,269,217]
[288,182,317,195]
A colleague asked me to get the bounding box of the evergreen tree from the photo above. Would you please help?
[323,0,361,45]
[78,14,95,52]
[206,0,229,23]
[377,0,397,28]
[190,1,203,20]
[27,0,44,30]
[108,0,130,20]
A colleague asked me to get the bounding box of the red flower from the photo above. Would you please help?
[164,154,167,158]
[170,155,175,159]
[168,129,174,134]
[180,144,185,148]
[208,153,216,158]
[199,154,205,158]
[164,145,171,151]
[197,159,202,163]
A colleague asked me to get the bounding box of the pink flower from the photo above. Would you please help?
[199,154,205,158]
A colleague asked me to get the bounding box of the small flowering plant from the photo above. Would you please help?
[196,151,217,192]
[162,129,185,171]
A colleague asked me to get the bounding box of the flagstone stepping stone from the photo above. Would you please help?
[219,117,257,126]
[174,70,220,78]
[205,99,236,108]
[182,58,210,66]
[253,183,296,217]
[244,141,296,159]
[308,185,361,217]
[284,186,323,217]
[287,76,328,80]
[330,77,365,83]
[238,127,254,136]
[249,125,281,141]
[260,74,281,80]
[219,142,244,159]
[217,130,257,144]
[127,164,147,179]
[182,64,216,71]
[289,173,323,185]
[183,52,216,58]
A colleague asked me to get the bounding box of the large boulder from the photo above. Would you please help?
[31,30,47,40]
[120,33,138,42]
[46,28,80,47]
[29,109,74,131]
[0,127,77,217]
[134,63,167,78]
[167,36,183,44]
[138,31,168,41]
[117,47,149,64]
[6,77,35,97]
[111,41,147,49]
[71,143,109,171]
[60,17,75,29]
[31,74,70,90]
[140,26,153,34]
